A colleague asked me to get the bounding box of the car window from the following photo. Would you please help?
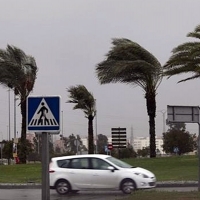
[106,156,132,168]
[57,159,70,168]
[91,158,111,170]
[70,158,89,169]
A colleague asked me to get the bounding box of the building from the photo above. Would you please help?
[81,137,88,149]
[132,136,164,154]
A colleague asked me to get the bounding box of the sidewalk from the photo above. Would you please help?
[0,181,198,189]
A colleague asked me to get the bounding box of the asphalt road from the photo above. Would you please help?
[0,187,198,200]
[0,189,125,200]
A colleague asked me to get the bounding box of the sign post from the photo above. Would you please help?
[27,96,60,200]
[167,105,200,191]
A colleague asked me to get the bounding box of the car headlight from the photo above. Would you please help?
[134,172,149,178]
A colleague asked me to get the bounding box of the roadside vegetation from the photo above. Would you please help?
[0,155,198,183]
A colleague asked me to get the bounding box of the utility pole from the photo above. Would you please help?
[8,89,11,141]
[95,99,98,153]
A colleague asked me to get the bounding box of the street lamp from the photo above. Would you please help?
[95,99,98,153]
[8,89,11,141]
[14,93,19,140]
[62,111,64,136]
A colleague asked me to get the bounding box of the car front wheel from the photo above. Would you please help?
[121,179,136,194]
[55,180,71,195]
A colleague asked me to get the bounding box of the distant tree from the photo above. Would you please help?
[2,140,13,161]
[62,134,84,154]
[49,135,55,158]
[55,145,61,154]
[96,38,163,158]
[168,123,186,131]
[67,85,96,154]
[27,152,39,162]
[120,144,137,158]
[163,123,197,155]
[137,147,150,157]
[17,139,34,162]
[3,139,34,163]
[97,134,108,154]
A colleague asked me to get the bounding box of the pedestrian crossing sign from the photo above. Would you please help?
[27,96,60,132]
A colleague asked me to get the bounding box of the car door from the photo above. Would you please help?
[67,158,93,189]
[90,158,120,189]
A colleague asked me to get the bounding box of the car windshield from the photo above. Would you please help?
[106,156,134,168]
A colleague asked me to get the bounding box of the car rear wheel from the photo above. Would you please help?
[55,180,71,195]
[121,179,136,194]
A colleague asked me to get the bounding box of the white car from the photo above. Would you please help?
[49,154,156,195]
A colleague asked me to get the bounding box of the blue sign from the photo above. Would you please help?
[27,96,60,132]
[173,147,179,154]
[104,145,110,153]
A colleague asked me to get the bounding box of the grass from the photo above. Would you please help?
[124,155,198,181]
[0,163,41,183]
[122,190,200,200]
[0,155,198,183]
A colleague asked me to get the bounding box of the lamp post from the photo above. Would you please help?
[62,111,64,136]
[61,111,64,152]
[95,99,98,153]
[8,89,11,141]
[14,93,17,140]
[13,93,19,161]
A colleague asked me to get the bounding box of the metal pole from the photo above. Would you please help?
[95,99,98,153]
[41,132,50,200]
[14,93,16,140]
[13,93,18,159]
[8,89,11,141]
[198,124,200,191]
[38,135,40,154]
[198,107,200,192]
[0,143,2,164]
[76,137,78,155]
[62,111,63,136]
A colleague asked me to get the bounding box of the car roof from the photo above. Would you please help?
[51,154,111,161]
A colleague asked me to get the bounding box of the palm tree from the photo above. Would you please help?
[96,38,162,158]
[67,85,96,154]
[0,45,38,163]
[164,24,200,82]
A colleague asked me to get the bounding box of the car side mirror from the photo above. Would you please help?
[108,166,115,172]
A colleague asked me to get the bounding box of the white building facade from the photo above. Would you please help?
[132,137,164,154]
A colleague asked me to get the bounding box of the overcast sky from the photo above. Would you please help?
[0,0,200,141]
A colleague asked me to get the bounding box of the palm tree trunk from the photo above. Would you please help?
[146,91,156,158]
[18,98,27,163]
[88,115,94,154]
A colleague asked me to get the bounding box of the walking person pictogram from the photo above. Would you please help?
[28,97,59,129]
[37,102,49,125]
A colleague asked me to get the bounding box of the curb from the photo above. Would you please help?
[0,181,198,189]
[0,183,41,189]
